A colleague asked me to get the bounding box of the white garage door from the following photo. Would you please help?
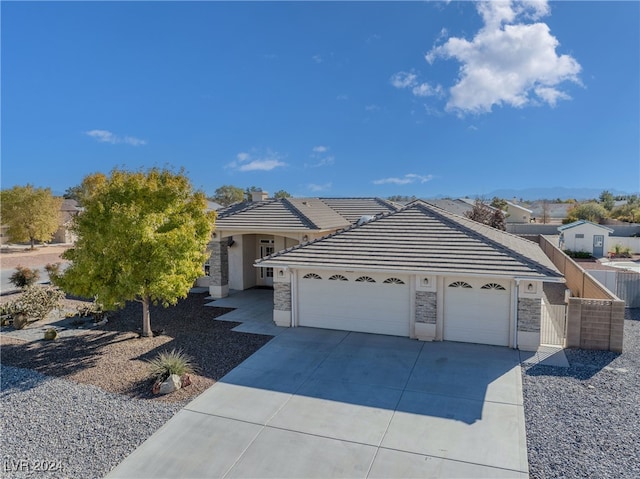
[444,278,511,346]
[297,271,410,337]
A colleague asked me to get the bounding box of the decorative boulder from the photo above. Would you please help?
[157,374,182,395]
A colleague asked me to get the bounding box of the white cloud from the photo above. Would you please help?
[228,149,286,172]
[427,0,581,114]
[411,83,443,98]
[308,182,332,192]
[312,54,323,64]
[336,94,349,101]
[390,71,418,89]
[85,129,146,146]
[307,146,334,168]
[365,104,380,112]
[373,174,434,185]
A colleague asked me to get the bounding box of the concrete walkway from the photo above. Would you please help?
[108,298,530,478]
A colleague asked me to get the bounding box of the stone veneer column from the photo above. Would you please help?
[414,291,437,341]
[208,239,229,299]
[517,297,541,351]
[273,275,292,327]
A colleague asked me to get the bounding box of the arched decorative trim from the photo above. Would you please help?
[355,276,376,283]
[383,277,405,284]
[481,283,506,290]
[329,274,348,281]
[449,281,472,288]
[303,273,322,280]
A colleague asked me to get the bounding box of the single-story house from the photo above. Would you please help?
[209,196,564,351]
[505,201,533,224]
[558,220,614,257]
[207,193,401,296]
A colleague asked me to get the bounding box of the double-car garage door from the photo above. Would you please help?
[296,271,512,346]
[297,271,411,337]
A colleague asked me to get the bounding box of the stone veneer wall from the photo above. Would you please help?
[415,291,436,324]
[209,240,228,287]
[274,282,292,311]
[518,297,541,332]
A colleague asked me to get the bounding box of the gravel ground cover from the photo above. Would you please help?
[522,308,640,479]
[1,291,274,478]
[0,365,183,479]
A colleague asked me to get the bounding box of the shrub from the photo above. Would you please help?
[563,250,593,259]
[8,266,40,289]
[76,299,107,322]
[9,285,65,322]
[147,349,196,382]
[44,328,58,340]
[45,262,62,284]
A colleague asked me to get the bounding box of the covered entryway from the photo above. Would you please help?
[444,278,511,346]
[297,271,411,336]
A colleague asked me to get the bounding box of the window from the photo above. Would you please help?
[481,283,506,290]
[448,281,472,288]
[303,273,322,279]
[328,274,348,281]
[575,233,584,239]
[383,277,405,284]
[355,276,376,283]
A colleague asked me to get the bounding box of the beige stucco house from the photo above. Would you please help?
[208,196,564,351]
[558,220,614,258]
[505,201,533,224]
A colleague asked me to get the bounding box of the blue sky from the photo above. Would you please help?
[2,1,639,200]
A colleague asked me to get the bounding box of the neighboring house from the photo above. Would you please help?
[505,201,533,223]
[209,197,565,351]
[558,220,614,258]
[207,193,400,296]
[1,198,81,246]
[424,198,475,217]
[52,199,81,244]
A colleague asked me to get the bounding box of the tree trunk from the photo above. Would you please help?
[141,296,153,337]
[30,237,36,250]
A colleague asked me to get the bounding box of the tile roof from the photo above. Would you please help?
[424,199,474,217]
[216,197,399,232]
[257,200,563,279]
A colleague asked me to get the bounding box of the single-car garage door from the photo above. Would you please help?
[444,278,511,346]
[297,271,410,336]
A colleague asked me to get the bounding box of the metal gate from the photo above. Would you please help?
[540,298,567,346]
[617,272,640,308]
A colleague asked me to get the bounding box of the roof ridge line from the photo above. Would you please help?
[412,201,561,278]
[282,198,320,230]
[218,198,278,218]
[257,207,397,263]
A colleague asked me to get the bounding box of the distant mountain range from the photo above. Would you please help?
[477,187,635,201]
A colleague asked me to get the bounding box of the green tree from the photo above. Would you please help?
[564,202,609,224]
[57,168,216,337]
[273,190,292,199]
[490,197,508,211]
[212,185,245,206]
[0,185,63,249]
[599,190,615,211]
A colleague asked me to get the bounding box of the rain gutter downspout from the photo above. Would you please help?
[513,279,520,349]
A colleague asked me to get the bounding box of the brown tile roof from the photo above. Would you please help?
[257,200,563,279]
[216,197,400,232]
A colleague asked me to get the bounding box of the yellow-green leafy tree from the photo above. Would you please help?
[56,168,216,337]
[0,185,63,249]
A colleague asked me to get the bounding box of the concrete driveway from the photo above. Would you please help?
[108,326,528,478]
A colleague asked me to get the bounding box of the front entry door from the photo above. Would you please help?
[593,235,604,257]
[258,238,274,287]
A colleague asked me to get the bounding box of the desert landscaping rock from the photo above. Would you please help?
[522,309,640,479]
[0,365,183,479]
